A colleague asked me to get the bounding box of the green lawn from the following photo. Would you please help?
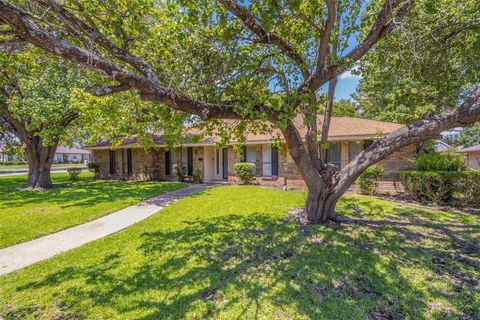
[0,173,186,248]
[0,186,478,319]
[0,163,85,171]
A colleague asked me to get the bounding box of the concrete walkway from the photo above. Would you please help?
[0,184,211,276]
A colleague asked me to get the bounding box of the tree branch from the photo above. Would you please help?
[33,0,161,84]
[304,0,413,93]
[86,83,131,97]
[335,85,480,195]
[0,0,261,121]
[316,0,336,71]
[319,77,337,164]
[218,0,309,78]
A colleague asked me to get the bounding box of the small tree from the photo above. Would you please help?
[234,162,255,184]
[0,48,82,188]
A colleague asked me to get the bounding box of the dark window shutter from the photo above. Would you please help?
[127,149,132,175]
[222,148,228,179]
[109,150,116,174]
[187,147,193,175]
[271,147,278,176]
[242,146,247,162]
[364,140,373,149]
[165,150,171,175]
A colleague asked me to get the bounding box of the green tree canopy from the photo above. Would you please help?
[354,0,479,123]
[458,122,480,148]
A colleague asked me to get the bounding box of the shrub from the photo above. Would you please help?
[87,162,100,174]
[413,152,467,172]
[174,166,186,182]
[0,160,26,166]
[233,162,255,184]
[192,167,203,184]
[67,167,83,181]
[357,164,384,195]
[400,170,480,206]
[455,171,480,207]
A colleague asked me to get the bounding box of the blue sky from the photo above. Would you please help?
[317,69,361,102]
[334,71,361,101]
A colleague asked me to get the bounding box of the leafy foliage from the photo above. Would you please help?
[87,162,100,174]
[174,166,187,182]
[413,152,467,172]
[66,167,83,181]
[0,48,84,145]
[355,0,479,123]
[356,164,384,195]
[400,170,480,206]
[457,122,480,148]
[233,162,255,184]
[192,167,203,184]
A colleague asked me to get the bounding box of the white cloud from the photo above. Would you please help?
[339,69,362,80]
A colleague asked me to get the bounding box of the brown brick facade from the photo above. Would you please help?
[92,141,416,193]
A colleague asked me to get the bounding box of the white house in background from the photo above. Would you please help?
[457,144,480,170]
[435,140,454,153]
[0,144,18,162]
[54,146,91,163]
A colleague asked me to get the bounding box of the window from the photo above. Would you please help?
[109,150,116,174]
[180,147,193,175]
[326,142,342,168]
[348,141,364,162]
[262,144,272,176]
[181,147,188,172]
[262,144,278,176]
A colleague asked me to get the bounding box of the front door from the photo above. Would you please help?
[222,148,228,180]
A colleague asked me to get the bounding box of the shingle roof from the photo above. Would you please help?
[458,144,480,153]
[91,116,404,148]
[56,146,91,155]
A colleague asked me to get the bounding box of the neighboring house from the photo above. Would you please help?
[457,144,480,169]
[54,146,92,163]
[0,144,18,162]
[435,140,453,153]
[89,116,417,192]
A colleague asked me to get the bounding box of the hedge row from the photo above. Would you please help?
[400,171,480,207]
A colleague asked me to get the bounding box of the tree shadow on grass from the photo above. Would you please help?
[0,177,184,210]
[6,199,479,319]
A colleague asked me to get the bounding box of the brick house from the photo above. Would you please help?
[89,116,416,192]
[458,144,480,169]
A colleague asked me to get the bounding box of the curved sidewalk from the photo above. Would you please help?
[0,184,211,276]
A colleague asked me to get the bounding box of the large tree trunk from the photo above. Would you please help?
[289,87,480,224]
[305,185,340,222]
[25,138,57,189]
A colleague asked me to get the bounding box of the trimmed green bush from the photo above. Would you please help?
[174,166,186,182]
[87,162,100,174]
[0,160,26,166]
[192,168,203,184]
[400,170,480,206]
[413,152,467,172]
[233,162,255,184]
[66,167,83,181]
[357,164,384,195]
